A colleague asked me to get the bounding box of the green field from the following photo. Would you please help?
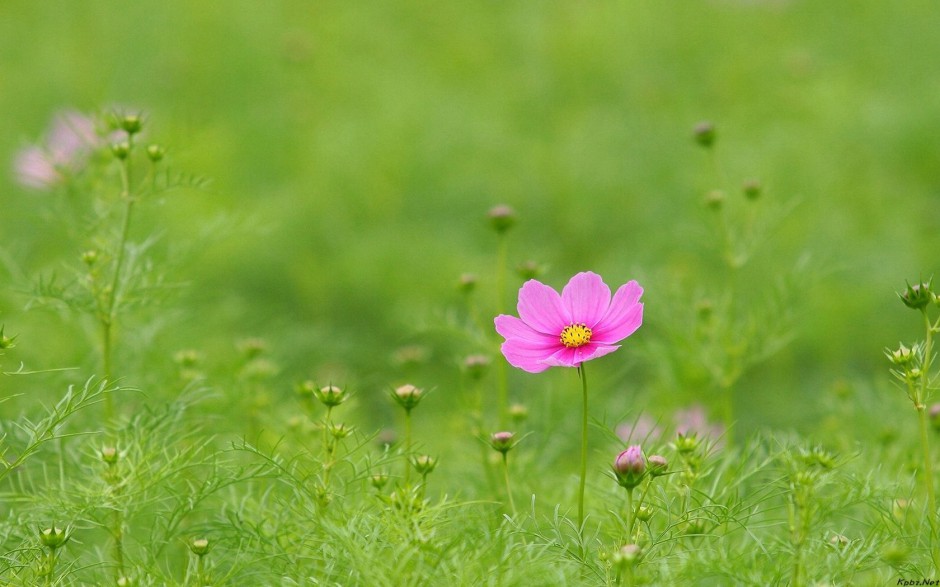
[2,1,940,585]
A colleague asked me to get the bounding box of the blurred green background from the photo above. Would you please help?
[2,1,940,434]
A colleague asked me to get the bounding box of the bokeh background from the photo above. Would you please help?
[3,1,940,435]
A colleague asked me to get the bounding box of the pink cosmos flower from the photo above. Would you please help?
[495,271,644,373]
[13,110,101,190]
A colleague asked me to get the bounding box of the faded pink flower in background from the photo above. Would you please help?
[495,271,644,373]
[13,110,101,190]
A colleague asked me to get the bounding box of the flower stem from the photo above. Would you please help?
[626,487,635,543]
[577,364,589,535]
[921,310,939,539]
[404,410,413,487]
[501,452,516,515]
[101,136,136,421]
[196,553,206,584]
[323,406,335,488]
[44,549,56,587]
[918,405,940,561]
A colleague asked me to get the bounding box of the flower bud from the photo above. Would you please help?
[0,327,15,350]
[692,121,716,148]
[647,454,668,476]
[392,384,424,412]
[392,345,429,367]
[611,543,642,568]
[695,299,714,320]
[931,404,940,431]
[487,205,516,234]
[328,422,353,440]
[81,250,99,266]
[742,178,762,200]
[829,534,849,548]
[516,260,545,280]
[704,189,725,210]
[110,141,130,160]
[316,384,348,408]
[462,354,490,380]
[457,273,477,294]
[489,431,516,455]
[173,349,202,368]
[236,337,267,359]
[673,432,699,454]
[899,280,934,310]
[508,403,528,423]
[635,505,653,522]
[893,498,911,522]
[100,446,119,465]
[119,114,143,135]
[190,537,210,556]
[39,527,69,550]
[370,472,389,490]
[411,454,437,476]
[613,445,646,489]
[146,144,165,162]
[886,343,916,366]
[117,577,134,587]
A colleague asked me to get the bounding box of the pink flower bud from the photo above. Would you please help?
[613,445,646,489]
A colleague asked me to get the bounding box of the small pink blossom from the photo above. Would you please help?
[494,272,643,373]
[13,110,101,190]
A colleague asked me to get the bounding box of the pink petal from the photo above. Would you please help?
[561,272,611,328]
[47,112,94,163]
[516,279,570,335]
[495,315,559,349]
[540,343,620,368]
[500,342,553,373]
[593,281,644,344]
[13,147,59,190]
[540,347,580,368]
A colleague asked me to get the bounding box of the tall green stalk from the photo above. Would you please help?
[501,452,516,516]
[922,310,938,513]
[101,134,136,421]
[577,364,589,533]
[404,410,413,487]
[625,487,635,544]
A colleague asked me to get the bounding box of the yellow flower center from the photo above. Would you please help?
[560,323,592,348]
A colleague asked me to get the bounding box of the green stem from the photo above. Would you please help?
[626,487,635,544]
[196,554,206,584]
[101,138,136,421]
[323,406,335,488]
[113,510,125,580]
[404,410,413,487]
[45,549,56,587]
[502,452,516,515]
[577,364,589,535]
[919,406,937,520]
[921,310,939,543]
[788,494,802,587]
